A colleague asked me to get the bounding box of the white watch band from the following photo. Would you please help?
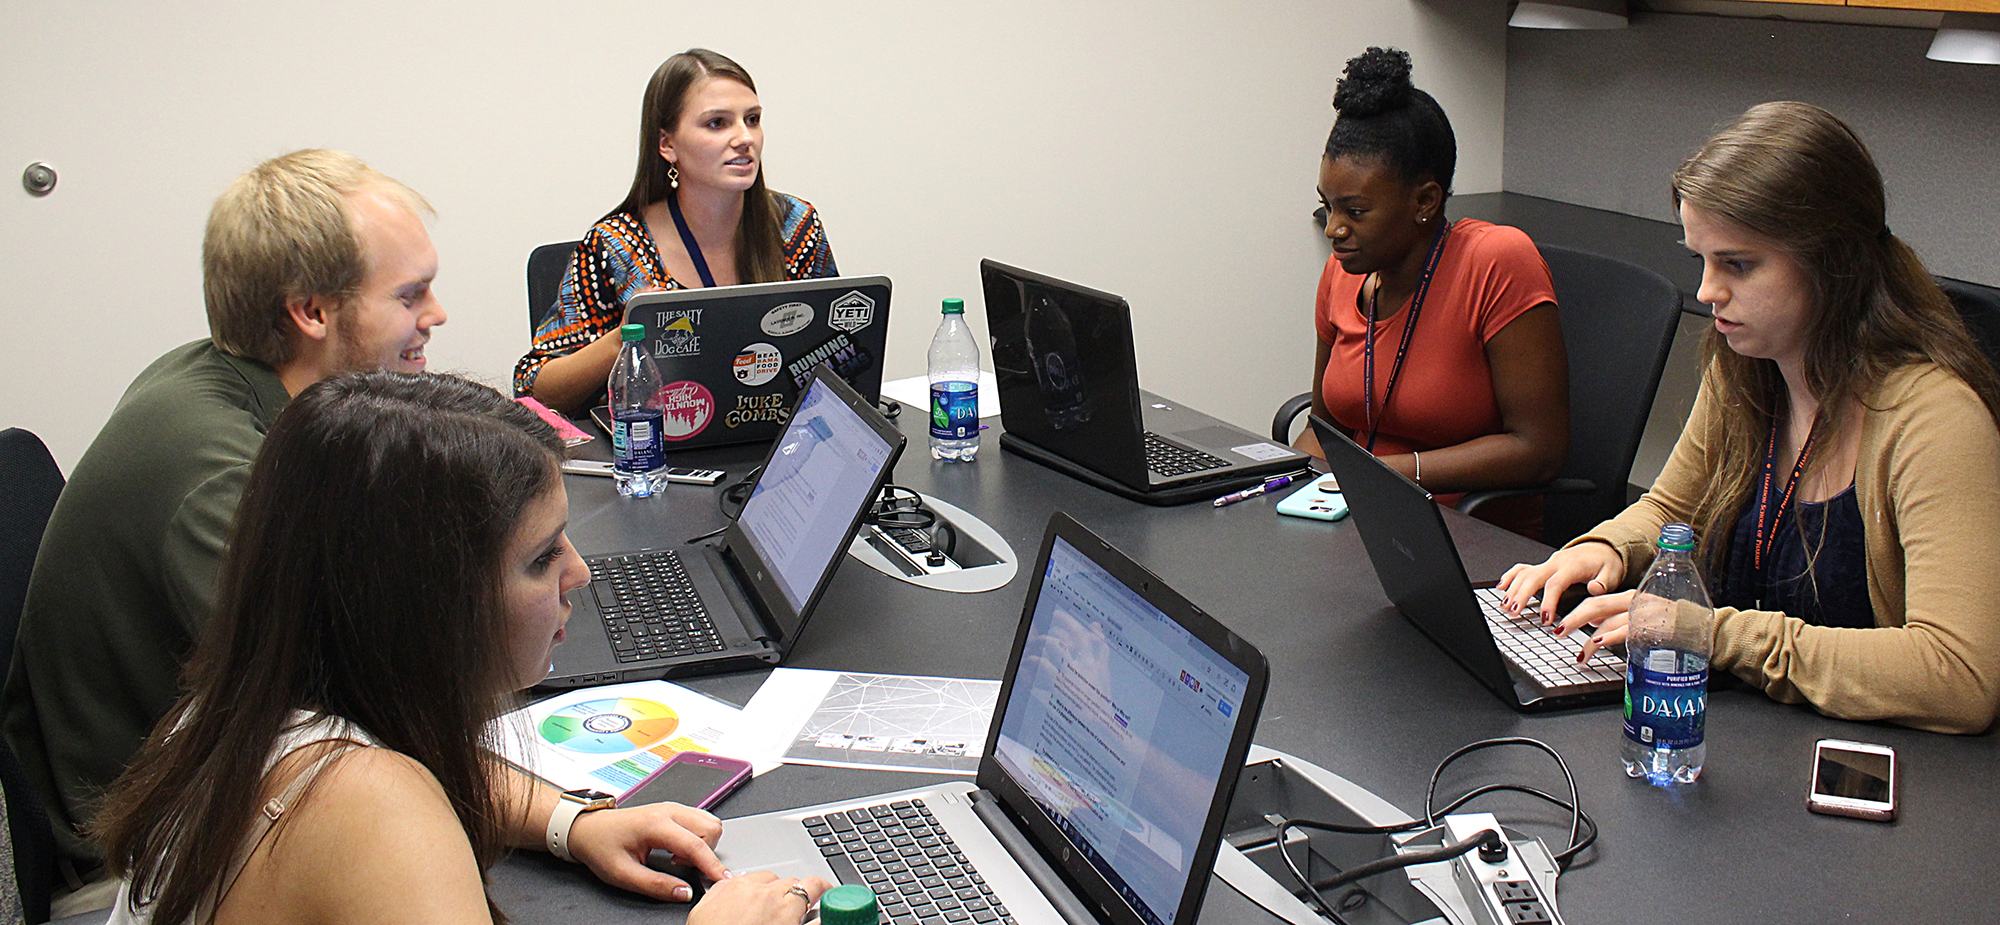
[547,797,594,863]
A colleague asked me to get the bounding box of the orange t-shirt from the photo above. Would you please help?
[1315,218,1556,504]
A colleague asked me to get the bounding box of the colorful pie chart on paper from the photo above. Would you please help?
[538,698,680,754]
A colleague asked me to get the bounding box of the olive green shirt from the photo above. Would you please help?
[2,340,289,864]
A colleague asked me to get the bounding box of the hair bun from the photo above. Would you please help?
[1333,47,1414,119]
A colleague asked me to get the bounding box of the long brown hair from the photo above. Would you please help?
[95,372,564,924]
[1671,101,2000,570]
[613,48,788,283]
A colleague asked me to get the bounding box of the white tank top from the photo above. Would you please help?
[105,712,378,925]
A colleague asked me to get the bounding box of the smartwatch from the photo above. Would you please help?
[547,788,618,862]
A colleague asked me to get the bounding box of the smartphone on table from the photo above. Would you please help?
[633,751,754,810]
[1275,472,1348,521]
[1807,738,1897,822]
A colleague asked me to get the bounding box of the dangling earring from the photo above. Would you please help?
[668,164,679,190]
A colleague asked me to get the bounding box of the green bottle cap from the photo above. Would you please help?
[620,323,646,342]
[941,298,965,315]
[819,884,879,924]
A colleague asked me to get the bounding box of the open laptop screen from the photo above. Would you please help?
[991,535,1251,925]
[737,377,895,612]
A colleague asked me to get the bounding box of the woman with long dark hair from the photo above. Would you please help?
[95,372,827,923]
[516,48,837,412]
[1309,47,1568,536]
[1501,102,2000,734]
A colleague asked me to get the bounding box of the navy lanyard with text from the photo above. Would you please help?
[1752,420,1820,583]
[666,192,719,288]
[1361,221,1452,452]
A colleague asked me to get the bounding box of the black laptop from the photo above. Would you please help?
[600,275,893,450]
[1312,416,1622,712]
[542,366,904,688]
[980,259,1309,506]
[712,512,1270,925]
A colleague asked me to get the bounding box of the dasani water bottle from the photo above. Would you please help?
[1621,522,1713,785]
[928,298,980,461]
[609,323,667,497]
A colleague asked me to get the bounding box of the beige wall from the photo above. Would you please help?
[0,1,1510,470]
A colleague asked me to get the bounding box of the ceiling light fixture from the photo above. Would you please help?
[1509,0,1629,30]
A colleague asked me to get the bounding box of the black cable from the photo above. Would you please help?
[1264,814,1352,925]
[718,465,763,521]
[1306,827,1501,892]
[1424,737,1583,866]
[1431,784,1598,867]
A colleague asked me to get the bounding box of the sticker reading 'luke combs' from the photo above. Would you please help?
[827,290,875,333]
[732,343,783,386]
[761,301,814,337]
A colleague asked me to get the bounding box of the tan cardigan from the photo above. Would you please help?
[1580,364,2000,734]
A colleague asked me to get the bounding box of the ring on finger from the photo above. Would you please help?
[786,884,811,901]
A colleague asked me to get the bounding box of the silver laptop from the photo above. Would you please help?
[712,513,1271,925]
[981,259,1309,506]
[1312,415,1622,712]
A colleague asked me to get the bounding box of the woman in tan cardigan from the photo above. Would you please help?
[1499,102,2000,734]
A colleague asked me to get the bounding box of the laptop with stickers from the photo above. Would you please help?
[711,512,1270,925]
[981,259,1309,505]
[608,276,893,450]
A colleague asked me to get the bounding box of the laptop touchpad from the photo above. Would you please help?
[1173,425,1245,450]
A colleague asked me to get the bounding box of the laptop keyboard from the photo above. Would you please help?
[1474,587,1624,690]
[586,550,726,664]
[1143,432,1230,477]
[805,798,1016,925]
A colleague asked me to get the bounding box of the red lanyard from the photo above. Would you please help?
[1752,421,1819,571]
[1361,221,1452,452]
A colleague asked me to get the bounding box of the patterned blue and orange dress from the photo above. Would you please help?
[513,191,836,402]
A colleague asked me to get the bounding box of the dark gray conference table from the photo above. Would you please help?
[469,404,2000,925]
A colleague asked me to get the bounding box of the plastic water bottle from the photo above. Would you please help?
[818,884,880,925]
[928,297,980,462]
[609,323,667,497]
[1620,523,1713,785]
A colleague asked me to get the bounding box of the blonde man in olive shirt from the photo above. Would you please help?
[1,149,445,912]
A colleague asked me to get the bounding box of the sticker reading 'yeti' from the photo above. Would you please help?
[760,301,814,337]
[827,290,876,333]
[657,380,715,441]
[732,342,783,387]
[1231,442,1295,461]
[652,312,702,358]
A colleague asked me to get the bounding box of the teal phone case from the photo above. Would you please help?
[1275,474,1348,521]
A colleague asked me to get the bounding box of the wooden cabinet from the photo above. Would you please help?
[1742,0,2000,9]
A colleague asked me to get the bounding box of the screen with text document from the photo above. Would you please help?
[993,537,1250,925]
[738,381,892,611]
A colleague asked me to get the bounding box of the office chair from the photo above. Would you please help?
[1941,276,2000,372]
[0,428,64,924]
[526,240,582,337]
[1274,244,1682,546]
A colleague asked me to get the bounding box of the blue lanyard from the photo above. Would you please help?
[1361,221,1452,453]
[665,192,719,289]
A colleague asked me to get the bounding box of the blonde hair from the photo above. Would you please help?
[202,150,432,366]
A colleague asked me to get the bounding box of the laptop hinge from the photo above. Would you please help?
[968,792,1100,925]
[703,541,781,645]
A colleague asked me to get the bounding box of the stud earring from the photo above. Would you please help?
[668,164,679,190]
